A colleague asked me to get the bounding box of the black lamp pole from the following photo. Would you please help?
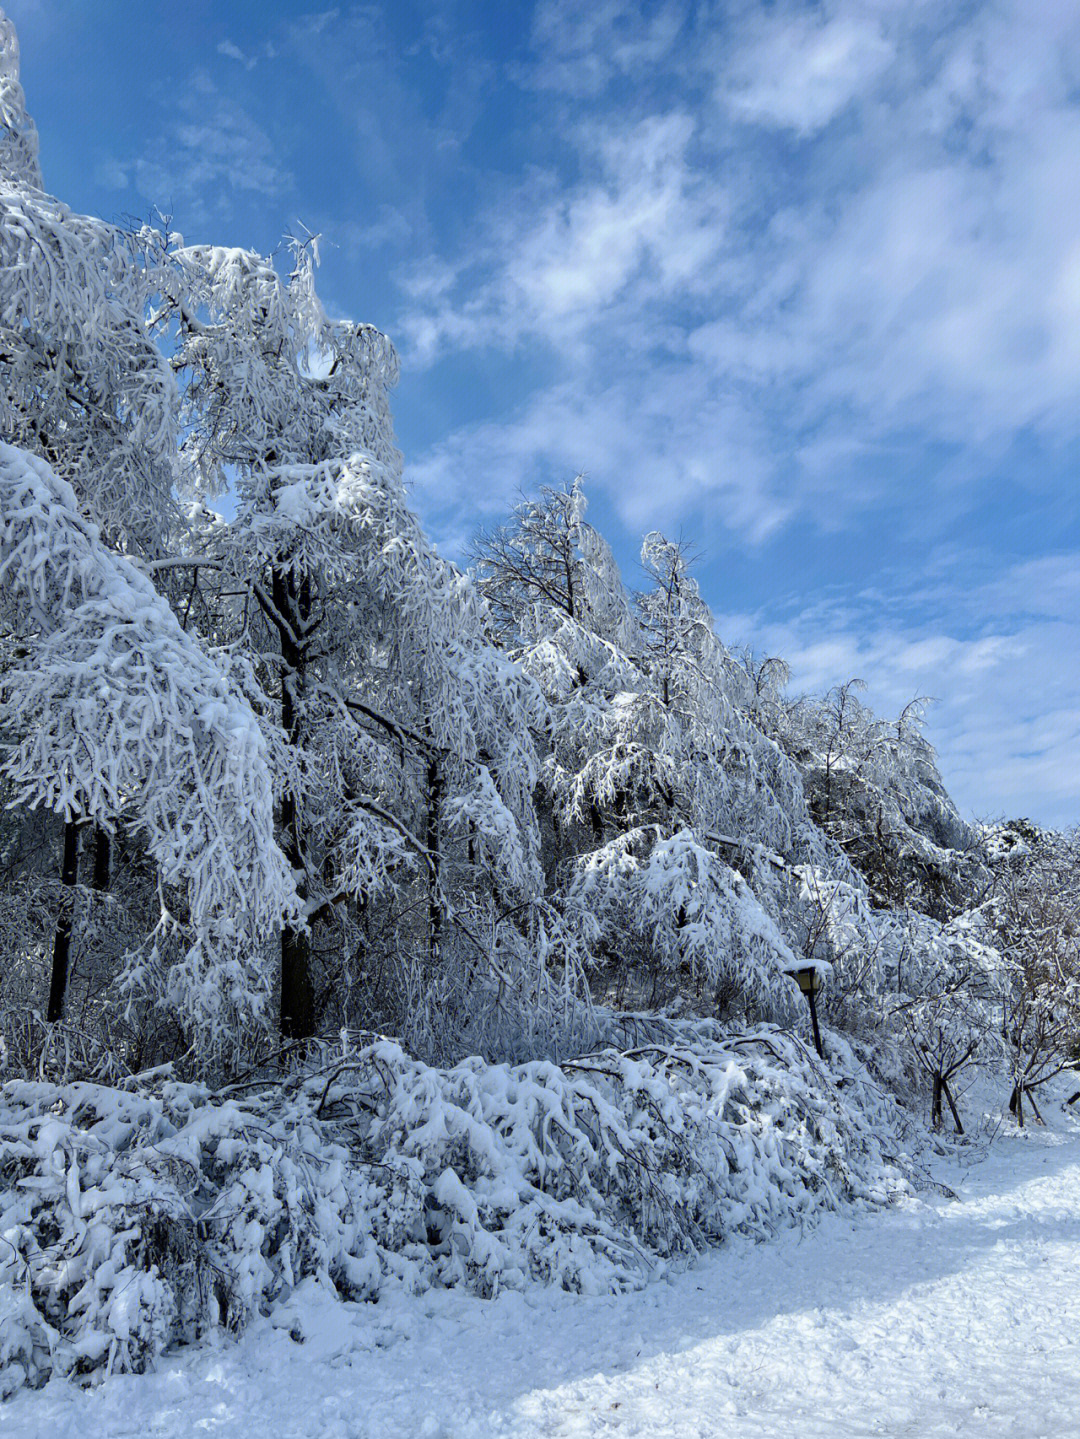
[791,967,825,1059]
[806,985,823,1059]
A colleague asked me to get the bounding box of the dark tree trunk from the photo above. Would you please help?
[91,824,110,893]
[47,820,81,1023]
[941,1077,964,1135]
[426,754,442,964]
[274,563,315,1041]
[280,910,314,1040]
[931,1072,944,1129]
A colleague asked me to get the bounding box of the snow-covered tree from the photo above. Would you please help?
[985,821,1080,1124]
[471,478,637,653]
[0,442,298,1054]
[474,499,825,1026]
[780,681,981,917]
[154,240,564,1056]
[0,33,302,1059]
[0,27,176,558]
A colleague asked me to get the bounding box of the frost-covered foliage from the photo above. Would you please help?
[777,682,982,916]
[0,442,297,1053]
[982,822,1080,1124]
[475,500,841,1030]
[570,828,803,1022]
[0,17,38,188]
[0,444,294,926]
[0,33,176,557]
[0,1028,907,1394]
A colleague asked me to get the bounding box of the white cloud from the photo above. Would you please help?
[710,1,1080,448]
[394,1,1080,559]
[217,40,257,70]
[104,72,292,227]
[722,6,895,135]
[715,553,1080,828]
[407,360,791,561]
[984,555,1080,620]
[397,111,724,366]
[94,156,129,190]
[527,0,688,96]
[310,0,1080,823]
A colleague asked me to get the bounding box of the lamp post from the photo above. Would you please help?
[790,965,824,1059]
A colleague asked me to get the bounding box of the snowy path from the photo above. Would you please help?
[8,1118,1080,1439]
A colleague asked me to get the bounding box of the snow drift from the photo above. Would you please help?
[0,1028,907,1394]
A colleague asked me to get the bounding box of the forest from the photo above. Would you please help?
[1,10,1078,1398]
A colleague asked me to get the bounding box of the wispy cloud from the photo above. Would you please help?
[407,365,789,550]
[217,39,276,71]
[397,110,724,365]
[399,0,1080,552]
[722,4,895,134]
[96,71,292,225]
[716,553,1080,827]
[526,0,690,97]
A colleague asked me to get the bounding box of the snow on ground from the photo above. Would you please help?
[7,1091,1080,1439]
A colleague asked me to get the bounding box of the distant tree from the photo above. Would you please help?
[471,479,638,653]
[987,823,1080,1125]
[892,913,1000,1132]
[780,678,978,917]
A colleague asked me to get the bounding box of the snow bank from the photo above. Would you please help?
[0,1028,908,1395]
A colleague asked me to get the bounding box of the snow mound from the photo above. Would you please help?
[0,1028,908,1394]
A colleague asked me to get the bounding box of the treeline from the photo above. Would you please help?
[0,12,1077,1125]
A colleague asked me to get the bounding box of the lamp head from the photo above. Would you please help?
[792,965,823,995]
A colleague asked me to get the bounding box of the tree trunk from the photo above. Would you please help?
[91,824,110,893]
[274,564,315,1041]
[280,909,314,1040]
[47,819,80,1022]
[931,1071,943,1129]
[941,1077,964,1135]
[426,754,442,964]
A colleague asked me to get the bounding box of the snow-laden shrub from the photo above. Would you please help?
[0,1075,399,1393]
[0,1028,909,1394]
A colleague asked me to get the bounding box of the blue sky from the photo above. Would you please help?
[7,1,1080,826]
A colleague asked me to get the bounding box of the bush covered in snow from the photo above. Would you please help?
[0,1026,908,1394]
